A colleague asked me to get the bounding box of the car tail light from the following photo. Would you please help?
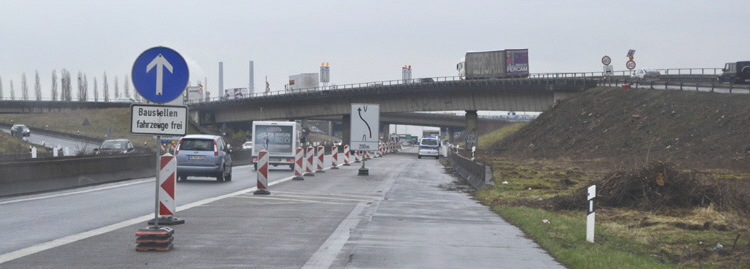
[253,157,257,162]
[175,138,182,155]
[214,140,219,156]
[287,158,294,162]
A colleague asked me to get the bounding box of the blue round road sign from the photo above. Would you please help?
[131,47,189,103]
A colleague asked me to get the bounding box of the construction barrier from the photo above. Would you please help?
[293,147,304,180]
[343,145,351,166]
[354,150,361,163]
[330,146,339,169]
[148,153,185,225]
[254,150,270,195]
[304,146,315,176]
[315,145,325,173]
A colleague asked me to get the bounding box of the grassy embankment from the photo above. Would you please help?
[472,123,750,269]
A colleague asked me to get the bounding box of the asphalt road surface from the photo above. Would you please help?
[0,147,564,268]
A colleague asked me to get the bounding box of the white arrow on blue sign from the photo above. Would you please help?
[131,47,189,103]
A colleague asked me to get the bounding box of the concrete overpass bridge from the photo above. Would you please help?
[191,77,597,146]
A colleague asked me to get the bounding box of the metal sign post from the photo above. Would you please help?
[350,104,379,176]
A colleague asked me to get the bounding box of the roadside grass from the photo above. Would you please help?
[0,132,50,155]
[471,124,750,268]
[494,206,673,269]
[477,122,526,150]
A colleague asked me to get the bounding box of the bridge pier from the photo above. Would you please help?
[465,110,478,150]
[342,114,351,147]
[380,123,390,142]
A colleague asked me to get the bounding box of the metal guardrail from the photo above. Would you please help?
[0,68,735,102]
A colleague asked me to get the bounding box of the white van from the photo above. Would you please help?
[418,136,440,159]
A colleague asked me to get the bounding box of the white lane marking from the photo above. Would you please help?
[232,195,353,205]
[263,193,380,203]
[0,178,153,205]
[0,175,295,264]
[301,202,367,269]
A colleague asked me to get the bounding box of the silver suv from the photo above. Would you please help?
[175,135,233,182]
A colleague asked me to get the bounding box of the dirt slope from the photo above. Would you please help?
[491,87,750,171]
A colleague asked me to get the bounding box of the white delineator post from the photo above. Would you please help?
[587,185,596,243]
[254,150,270,195]
[304,146,315,176]
[316,145,325,173]
[343,145,351,166]
[330,146,339,169]
[293,147,304,180]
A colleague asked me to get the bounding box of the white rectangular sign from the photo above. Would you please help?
[350,103,379,151]
[131,104,188,136]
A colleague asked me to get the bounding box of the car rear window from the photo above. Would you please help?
[421,139,438,146]
[180,139,214,151]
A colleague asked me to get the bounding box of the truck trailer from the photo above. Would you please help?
[457,49,529,79]
[252,121,301,170]
[288,73,319,91]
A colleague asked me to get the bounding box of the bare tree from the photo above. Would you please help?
[77,72,89,101]
[61,69,72,101]
[134,90,142,103]
[103,72,110,102]
[21,73,28,101]
[10,80,15,100]
[93,77,99,102]
[34,71,42,101]
[83,74,88,101]
[114,76,119,99]
[124,75,131,98]
[51,70,58,101]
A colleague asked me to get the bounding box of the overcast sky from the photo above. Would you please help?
[1,0,748,100]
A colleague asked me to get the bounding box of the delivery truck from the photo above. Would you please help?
[457,49,529,79]
[288,73,320,91]
[252,121,301,170]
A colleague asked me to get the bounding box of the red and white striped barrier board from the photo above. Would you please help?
[354,150,361,163]
[330,146,339,169]
[305,146,315,176]
[343,145,351,166]
[316,145,325,173]
[293,147,304,180]
[159,154,177,217]
[254,150,270,195]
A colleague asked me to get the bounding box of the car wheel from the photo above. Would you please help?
[224,165,232,181]
[418,155,422,159]
[216,167,225,182]
[435,156,439,159]
[179,176,187,181]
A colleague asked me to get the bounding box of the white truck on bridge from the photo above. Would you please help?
[288,73,319,91]
[251,121,301,170]
[457,49,529,79]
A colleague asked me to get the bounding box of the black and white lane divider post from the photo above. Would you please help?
[586,185,596,243]
[254,150,271,195]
